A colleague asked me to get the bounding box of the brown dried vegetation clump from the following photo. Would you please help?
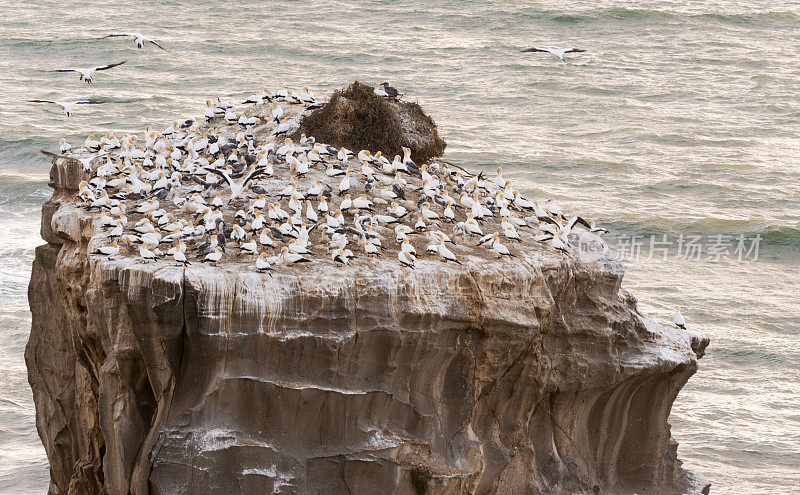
[294,81,446,164]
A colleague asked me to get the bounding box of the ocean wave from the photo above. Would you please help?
[601,218,800,249]
[521,7,799,24]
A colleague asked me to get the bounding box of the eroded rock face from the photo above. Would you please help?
[27,158,710,494]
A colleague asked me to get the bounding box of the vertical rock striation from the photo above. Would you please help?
[27,158,709,494]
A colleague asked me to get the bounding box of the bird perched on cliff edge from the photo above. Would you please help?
[674,307,686,330]
[381,81,401,98]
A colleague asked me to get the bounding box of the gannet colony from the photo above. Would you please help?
[45,84,608,275]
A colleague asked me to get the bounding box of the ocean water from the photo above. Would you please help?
[1,0,798,493]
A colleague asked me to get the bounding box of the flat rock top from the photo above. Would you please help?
[53,86,615,277]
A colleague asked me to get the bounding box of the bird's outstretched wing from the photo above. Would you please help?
[570,216,592,230]
[102,33,136,38]
[520,47,547,53]
[565,48,586,53]
[49,68,79,73]
[242,169,267,187]
[538,216,560,226]
[27,99,56,104]
[202,168,233,186]
[74,100,102,105]
[145,38,166,50]
[94,61,126,71]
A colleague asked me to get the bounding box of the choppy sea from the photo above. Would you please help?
[0,1,798,493]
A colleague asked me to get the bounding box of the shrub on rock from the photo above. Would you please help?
[294,81,446,164]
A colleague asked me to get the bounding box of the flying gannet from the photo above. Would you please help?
[27,99,101,117]
[520,46,586,62]
[102,32,166,50]
[48,61,126,84]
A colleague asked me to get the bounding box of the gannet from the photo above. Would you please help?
[203,246,223,265]
[258,228,276,246]
[491,234,515,258]
[374,83,389,97]
[520,46,586,62]
[224,108,238,122]
[436,234,461,264]
[256,252,272,272]
[173,248,188,266]
[361,160,375,178]
[501,217,521,242]
[239,238,258,255]
[330,248,349,265]
[203,166,265,202]
[27,99,101,117]
[102,32,166,50]
[398,249,415,268]
[299,86,315,103]
[326,163,346,177]
[358,149,373,163]
[544,198,563,218]
[271,102,284,123]
[674,308,686,330]
[494,167,507,189]
[338,170,352,195]
[108,222,124,238]
[340,194,353,211]
[401,147,418,174]
[420,202,439,221]
[139,242,156,262]
[465,215,483,236]
[243,89,264,104]
[337,147,352,162]
[58,138,72,154]
[381,81,400,98]
[443,199,455,221]
[352,195,373,210]
[361,237,380,255]
[281,246,311,264]
[549,235,569,254]
[261,88,275,102]
[48,61,126,84]
[93,240,119,257]
[274,86,288,100]
[384,156,399,175]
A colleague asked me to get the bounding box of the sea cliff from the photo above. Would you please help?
[27,157,709,494]
[27,89,709,494]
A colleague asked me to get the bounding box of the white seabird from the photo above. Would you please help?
[102,32,166,50]
[256,252,272,272]
[48,61,126,84]
[373,83,389,97]
[93,240,119,257]
[520,46,586,62]
[674,307,686,330]
[27,99,101,117]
